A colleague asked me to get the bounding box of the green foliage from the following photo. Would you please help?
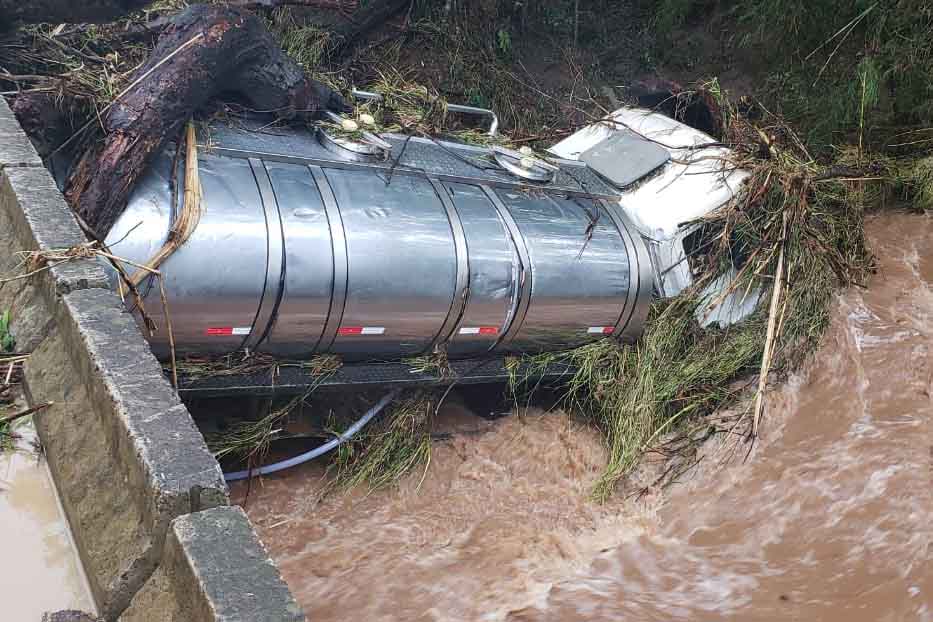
[565,302,764,500]
[264,7,332,74]
[0,419,10,453]
[496,28,512,56]
[751,0,932,145]
[509,100,876,499]
[894,154,933,211]
[653,0,933,151]
[331,392,435,491]
[653,0,700,33]
[0,310,14,451]
[0,310,14,353]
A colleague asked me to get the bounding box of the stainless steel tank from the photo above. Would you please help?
[104,118,654,361]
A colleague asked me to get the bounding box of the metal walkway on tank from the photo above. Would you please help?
[174,356,575,398]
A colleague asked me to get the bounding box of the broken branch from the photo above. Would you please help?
[1,401,54,425]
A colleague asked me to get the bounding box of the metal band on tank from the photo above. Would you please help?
[308,165,349,353]
[428,178,471,350]
[599,199,654,342]
[480,186,533,350]
[245,158,286,351]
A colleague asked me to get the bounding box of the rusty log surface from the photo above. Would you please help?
[64,4,348,236]
[0,0,151,31]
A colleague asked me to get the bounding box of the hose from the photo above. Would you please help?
[223,389,400,482]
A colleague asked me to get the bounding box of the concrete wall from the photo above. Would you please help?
[121,507,305,622]
[0,98,306,621]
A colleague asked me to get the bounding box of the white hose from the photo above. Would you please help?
[223,389,400,482]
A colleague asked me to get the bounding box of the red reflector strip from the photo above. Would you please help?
[459,326,499,336]
[587,326,614,335]
[205,326,251,336]
[338,326,385,336]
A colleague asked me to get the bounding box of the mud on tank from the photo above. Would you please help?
[103,111,665,364]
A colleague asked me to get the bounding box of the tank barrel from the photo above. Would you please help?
[102,118,654,362]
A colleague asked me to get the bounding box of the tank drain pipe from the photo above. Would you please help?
[223,389,401,482]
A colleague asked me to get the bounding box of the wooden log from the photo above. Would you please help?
[0,0,151,31]
[63,4,349,237]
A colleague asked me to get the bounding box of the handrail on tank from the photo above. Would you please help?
[350,89,500,137]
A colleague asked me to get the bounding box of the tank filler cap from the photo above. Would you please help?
[492,145,559,182]
[317,111,392,162]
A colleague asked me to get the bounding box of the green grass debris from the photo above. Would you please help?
[330,390,436,492]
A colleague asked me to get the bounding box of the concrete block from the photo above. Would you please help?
[4,82,306,622]
[120,507,306,622]
[27,288,228,619]
[0,166,109,294]
[0,96,43,168]
[0,164,110,354]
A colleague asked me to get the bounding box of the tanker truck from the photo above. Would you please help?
[102,96,752,396]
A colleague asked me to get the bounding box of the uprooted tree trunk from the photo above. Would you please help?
[5,0,413,237]
[64,4,349,236]
[0,0,379,32]
[0,0,151,31]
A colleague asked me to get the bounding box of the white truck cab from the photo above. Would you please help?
[549,107,758,326]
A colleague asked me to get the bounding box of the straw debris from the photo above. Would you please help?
[330,390,436,491]
[206,359,342,464]
[404,348,453,379]
[174,352,342,381]
[208,398,294,465]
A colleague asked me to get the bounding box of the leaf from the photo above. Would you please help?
[0,310,12,353]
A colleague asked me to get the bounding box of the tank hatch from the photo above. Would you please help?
[579,129,671,188]
[316,111,392,162]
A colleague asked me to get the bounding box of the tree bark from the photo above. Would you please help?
[64,4,348,236]
[0,0,151,31]
[5,0,408,235]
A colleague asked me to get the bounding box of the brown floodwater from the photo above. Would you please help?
[236,211,933,622]
[0,418,95,621]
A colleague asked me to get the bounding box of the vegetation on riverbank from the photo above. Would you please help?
[653,0,933,152]
[512,103,878,498]
[3,1,930,495]
[1,310,17,451]
[331,391,435,492]
[313,1,929,497]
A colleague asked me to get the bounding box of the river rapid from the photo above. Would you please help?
[236,211,932,621]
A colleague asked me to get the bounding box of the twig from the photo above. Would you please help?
[108,261,158,336]
[0,354,30,363]
[96,250,162,274]
[158,274,178,390]
[1,401,53,425]
[0,259,71,284]
[42,33,108,64]
[752,210,788,437]
[811,4,877,87]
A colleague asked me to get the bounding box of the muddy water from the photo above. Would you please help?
[238,211,932,621]
[0,419,95,620]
